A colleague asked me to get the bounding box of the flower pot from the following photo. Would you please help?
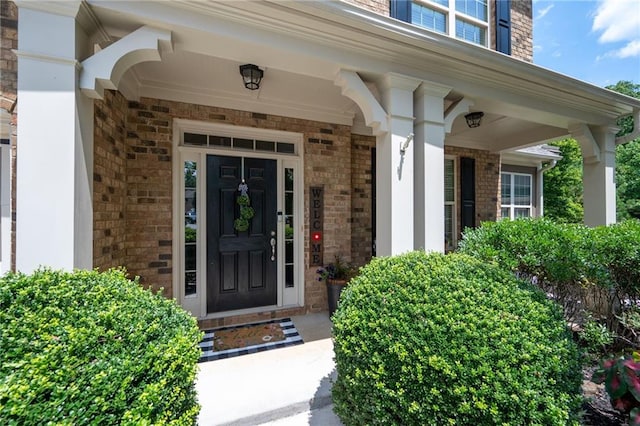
[326,279,348,316]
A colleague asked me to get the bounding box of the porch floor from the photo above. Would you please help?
[196,312,343,425]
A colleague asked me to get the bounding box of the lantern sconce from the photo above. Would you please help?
[239,64,264,90]
[465,111,484,128]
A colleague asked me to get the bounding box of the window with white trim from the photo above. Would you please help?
[444,157,456,251]
[501,172,532,219]
[410,0,489,46]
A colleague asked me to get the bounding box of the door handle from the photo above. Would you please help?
[270,231,276,261]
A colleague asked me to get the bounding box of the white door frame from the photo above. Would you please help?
[172,119,304,319]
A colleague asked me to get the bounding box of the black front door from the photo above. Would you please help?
[206,155,277,313]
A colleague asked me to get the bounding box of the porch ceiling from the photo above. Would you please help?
[82,0,639,152]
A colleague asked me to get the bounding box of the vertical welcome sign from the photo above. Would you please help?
[310,186,323,266]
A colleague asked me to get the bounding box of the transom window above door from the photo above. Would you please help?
[183,132,296,155]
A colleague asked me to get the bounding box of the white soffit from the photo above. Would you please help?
[128,51,357,126]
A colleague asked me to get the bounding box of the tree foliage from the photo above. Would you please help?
[607,81,640,220]
[607,81,639,136]
[544,138,583,223]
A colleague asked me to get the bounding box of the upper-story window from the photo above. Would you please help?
[408,0,489,47]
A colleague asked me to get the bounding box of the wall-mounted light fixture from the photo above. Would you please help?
[239,64,264,90]
[465,111,484,128]
[400,133,414,155]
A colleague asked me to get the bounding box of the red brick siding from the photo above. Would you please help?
[350,133,375,266]
[94,90,128,270]
[342,0,389,15]
[510,0,533,62]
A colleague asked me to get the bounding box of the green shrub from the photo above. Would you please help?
[332,251,583,426]
[0,268,202,425]
[592,220,640,299]
[458,218,592,322]
[457,218,588,284]
[579,316,615,355]
[185,226,197,243]
[458,218,640,340]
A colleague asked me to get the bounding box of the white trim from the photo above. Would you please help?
[80,26,173,99]
[335,70,388,135]
[13,50,80,68]
[14,0,81,18]
[0,134,12,274]
[173,120,304,319]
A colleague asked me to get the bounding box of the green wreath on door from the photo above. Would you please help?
[234,181,255,232]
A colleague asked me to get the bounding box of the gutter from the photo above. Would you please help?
[538,160,558,174]
[537,160,557,218]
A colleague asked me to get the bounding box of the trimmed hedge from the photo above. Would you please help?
[0,269,202,425]
[456,217,589,285]
[458,218,640,332]
[332,251,582,425]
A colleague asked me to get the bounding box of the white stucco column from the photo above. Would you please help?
[375,73,421,256]
[414,82,450,252]
[15,3,94,272]
[583,126,617,226]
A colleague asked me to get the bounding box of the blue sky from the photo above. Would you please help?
[533,0,640,88]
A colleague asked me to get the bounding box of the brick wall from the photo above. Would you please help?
[125,100,174,296]
[94,90,127,270]
[305,123,353,313]
[342,0,389,15]
[350,133,375,266]
[445,146,501,240]
[1,0,17,112]
[94,96,355,325]
[510,0,533,62]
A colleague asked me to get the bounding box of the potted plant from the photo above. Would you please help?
[317,255,357,315]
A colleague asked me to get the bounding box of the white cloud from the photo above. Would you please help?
[592,0,640,46]
[597,40,640,61]
[616,40,640,58]
[535,4,554,20]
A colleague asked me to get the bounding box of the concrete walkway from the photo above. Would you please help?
[196,313,344,426]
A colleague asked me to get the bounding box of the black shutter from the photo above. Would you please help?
[390,0,411,23]
[371,148,376,257]
[496,0,511,55]
[460,157,476,231]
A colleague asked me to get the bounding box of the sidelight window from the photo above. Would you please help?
[444,157,457,251]
[184,160,198,296]
[284,168,295,288]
